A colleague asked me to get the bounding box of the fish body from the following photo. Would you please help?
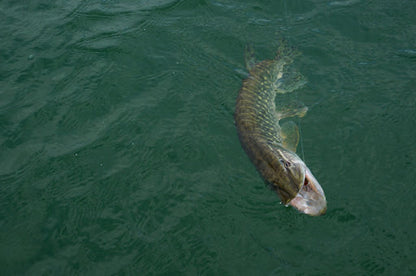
[235,44,326,216]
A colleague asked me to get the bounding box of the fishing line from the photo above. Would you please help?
[295,68,306,161]
[282,0,306,161]
[298,113,306,161]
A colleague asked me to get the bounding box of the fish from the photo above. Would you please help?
[234,42,327,216]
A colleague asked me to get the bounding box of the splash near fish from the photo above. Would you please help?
[234,42,327,216]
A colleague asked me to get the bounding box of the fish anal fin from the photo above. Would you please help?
[275,102,308,120]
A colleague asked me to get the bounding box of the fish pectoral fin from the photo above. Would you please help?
[275,102,308,120]
[244,44,257,71]
[280,121,300,152]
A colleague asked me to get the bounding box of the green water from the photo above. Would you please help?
[1,0,415,275]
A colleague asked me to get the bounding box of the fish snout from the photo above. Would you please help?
[288,167,327,216]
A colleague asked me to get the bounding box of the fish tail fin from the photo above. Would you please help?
[274,39,301,64]
[271,39,306,94]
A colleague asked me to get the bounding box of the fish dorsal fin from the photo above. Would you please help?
[280,121,299,153]
[244,44,257,71]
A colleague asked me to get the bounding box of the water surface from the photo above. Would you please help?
[1,0,415,274]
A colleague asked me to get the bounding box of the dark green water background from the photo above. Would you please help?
[1,0,416,275]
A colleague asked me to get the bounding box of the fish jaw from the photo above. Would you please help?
[288,167,327,216]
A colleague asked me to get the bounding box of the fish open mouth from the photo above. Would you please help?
[289,167,327,216]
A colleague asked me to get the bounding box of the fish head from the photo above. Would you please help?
[275,151,327,216]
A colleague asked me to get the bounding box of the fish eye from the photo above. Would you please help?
[279,159,291,168]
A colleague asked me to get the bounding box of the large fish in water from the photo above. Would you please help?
[234,43,327,216]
